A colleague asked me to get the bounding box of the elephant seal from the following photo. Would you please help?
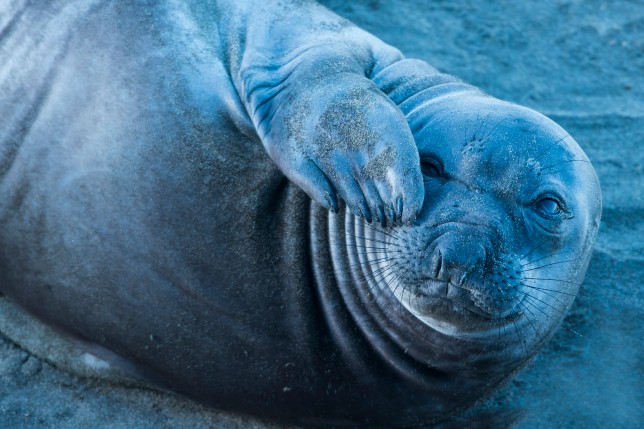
[0,0,601,427]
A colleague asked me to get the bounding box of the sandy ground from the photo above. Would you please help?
[1,0,642,428]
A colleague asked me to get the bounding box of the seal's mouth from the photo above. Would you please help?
[414,279,499,318]
[396,278,526,335]
[413,277,525,318]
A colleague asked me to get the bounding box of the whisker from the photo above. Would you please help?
[523,296,582,337]
[522,295,566,326]
[521,259,577,273]
[344,246,392,255]
[521,291,569,316]
[520,283,577,297]
[520,250,565,266]
[374,265,397,281]
[517,301,544,344]
[349,234,397,247]
[362,223,407,242]
[540,159,591,171]
[357,250,390,256]
[369,267,398,299]
[519,284,568,307]
[358,261,394,279]
[474,111,492,139]
[340,242,389,251]
[347,244,396,281]
[523,277,582,287]
[520,241,545,261]
[391,272,409,299]
[532,134,569,162]
[346,256,390,270]
[482,117,508,143]
[351,260,394,296]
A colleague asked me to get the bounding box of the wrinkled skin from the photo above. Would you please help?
[0,0,601,427]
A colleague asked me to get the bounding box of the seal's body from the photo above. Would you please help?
[0,1,601,427]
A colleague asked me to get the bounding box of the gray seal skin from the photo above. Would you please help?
[0,0,601,427]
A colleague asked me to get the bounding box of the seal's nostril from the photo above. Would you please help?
[429,237,488,283]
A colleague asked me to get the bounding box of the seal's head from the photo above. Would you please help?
[334,78,601,378]
[315,64,602,421]
[385,92,601,345]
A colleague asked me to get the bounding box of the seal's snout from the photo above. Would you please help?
[415,230,524,319]
[426,234,487,286]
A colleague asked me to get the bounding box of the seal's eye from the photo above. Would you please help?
[421,160,442,178]
[536,198,561,215]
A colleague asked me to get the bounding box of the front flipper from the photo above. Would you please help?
[221,1,425,226]
[243,49,424,226]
